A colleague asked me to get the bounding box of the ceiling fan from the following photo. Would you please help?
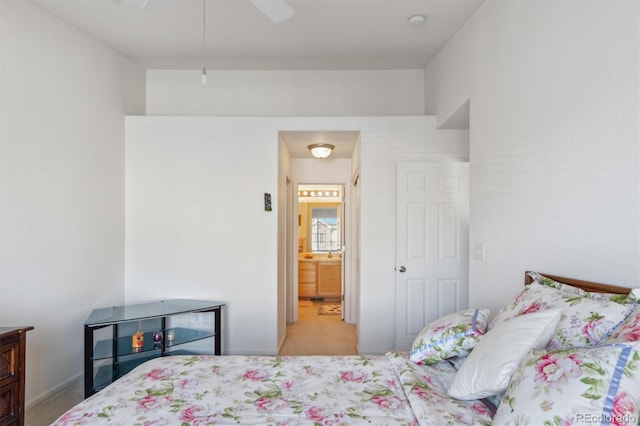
[139,0,294,24]
[249,0,294,23]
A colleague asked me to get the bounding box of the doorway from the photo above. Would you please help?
[278,183,357,355]
[297,184,345,315]
[394,162,470,349]
[279,130,360,353]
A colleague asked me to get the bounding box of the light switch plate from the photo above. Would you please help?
[472,243,485,260]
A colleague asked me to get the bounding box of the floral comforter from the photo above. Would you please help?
[52,352,493,425]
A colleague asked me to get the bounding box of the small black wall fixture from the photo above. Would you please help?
[264,193,272,211]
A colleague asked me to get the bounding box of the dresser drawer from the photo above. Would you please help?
[298,283,316,298]
[298,262,316,283]
[299,270,316,283]
[0,337,19,385]
[0,381,17,425]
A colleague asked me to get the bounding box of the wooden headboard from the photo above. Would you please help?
[525,271,632,295]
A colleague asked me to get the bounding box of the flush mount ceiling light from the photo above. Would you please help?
[308,143,335,159]
[408,14,426,27]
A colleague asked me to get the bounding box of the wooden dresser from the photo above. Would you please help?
[0,327,33,426]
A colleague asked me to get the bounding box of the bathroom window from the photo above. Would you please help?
[311,207,339,252]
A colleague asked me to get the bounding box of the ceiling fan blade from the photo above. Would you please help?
[250,0,294,23]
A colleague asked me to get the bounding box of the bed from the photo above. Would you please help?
[52,272,640,425]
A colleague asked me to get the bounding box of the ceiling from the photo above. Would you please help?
[31,0,485,70]
[30,0,484,158]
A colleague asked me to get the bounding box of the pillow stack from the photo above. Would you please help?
[408,272,640,425]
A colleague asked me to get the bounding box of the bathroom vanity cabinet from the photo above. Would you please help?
[299,261,317,298]
[317,262,341,297]
[298,258,341,299]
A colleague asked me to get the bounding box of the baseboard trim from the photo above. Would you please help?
[26,371,83,410]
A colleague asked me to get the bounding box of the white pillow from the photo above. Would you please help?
[447,309,561,400]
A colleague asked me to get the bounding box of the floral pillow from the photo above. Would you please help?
[410,308,489,365]
[605,307,640,343]
[489,282,634,349]
[527,271,639,305]
[492,342,640,426]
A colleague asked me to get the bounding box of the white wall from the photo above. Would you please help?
[125,116,469,355]
[0,0,145,406]
[426,0,640,313]
[125,117,281,354]
[426,16,474,128]
[146,70,425,116]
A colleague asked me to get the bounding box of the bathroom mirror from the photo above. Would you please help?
[298,185,342,254]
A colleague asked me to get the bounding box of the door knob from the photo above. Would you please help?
[397,266,406,273]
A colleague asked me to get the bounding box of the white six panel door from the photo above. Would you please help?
[395,162,470,350]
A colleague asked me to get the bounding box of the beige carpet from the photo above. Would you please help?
[280,301,357,356]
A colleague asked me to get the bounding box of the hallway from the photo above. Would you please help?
[279,301,358,355]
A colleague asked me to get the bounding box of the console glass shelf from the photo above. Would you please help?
[84,299,224,398]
